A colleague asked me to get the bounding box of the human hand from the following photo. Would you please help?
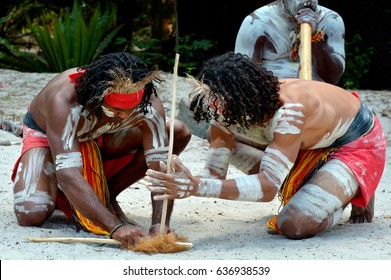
[144,155,198,200]
[295,7,320,35]
[111,224,146,245]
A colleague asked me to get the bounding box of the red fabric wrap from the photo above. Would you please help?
[330,115,386,207]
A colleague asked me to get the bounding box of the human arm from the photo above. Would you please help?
[296,8,345,84]
[45,88,145,245]
[139,96,174,235]
[145,104,305,203]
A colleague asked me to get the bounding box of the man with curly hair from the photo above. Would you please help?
[11,52,191,245]
[235,0,345,84]
[145,52,386,239]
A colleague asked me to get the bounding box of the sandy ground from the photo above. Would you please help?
[1,69,391,262]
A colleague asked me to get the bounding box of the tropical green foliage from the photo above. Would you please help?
[174,34,216,74]
[27,0,122,72]
[0,37,48,71]
[340,34,375,89]
[129,32,216,75]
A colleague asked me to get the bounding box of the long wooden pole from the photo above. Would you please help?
[159,53,180,234]
[299,22,312,80]
[27,237,193,248]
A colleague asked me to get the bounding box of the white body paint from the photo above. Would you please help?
[319,159,359,197]
[272,103,304,135]
[197,178,223,198]
[203,147,232,178]
[283,183,343,225]
[310,117,353,149]
[101,105,115,118]
[14,190,54,214]
[13,148,54,214]
[144,146,169,165]
[234,174,263,201]
[234,0,345,81]
[231,147,261,174]
[61,105,82,150]
[261,147,293,188]
[175,178,193,198]
[226,103,304,147]
[55,152,83,171]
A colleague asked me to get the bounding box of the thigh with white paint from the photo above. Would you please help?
[13,147,57,224]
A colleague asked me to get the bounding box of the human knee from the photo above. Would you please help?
[14,190,54,226]
[175,121,191,145]
[278,207,314,239]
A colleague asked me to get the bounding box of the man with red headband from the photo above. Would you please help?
[11,52,191,246]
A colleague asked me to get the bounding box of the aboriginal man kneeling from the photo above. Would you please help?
[12,52,191,245]
[144,52,386,239]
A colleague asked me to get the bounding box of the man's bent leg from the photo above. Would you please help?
[277,159,359,239]
[13,147,57,226]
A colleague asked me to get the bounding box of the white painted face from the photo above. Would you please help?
[281,0,319,17]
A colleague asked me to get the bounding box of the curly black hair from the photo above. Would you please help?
[190,52,281,128]
[74,52,160,119]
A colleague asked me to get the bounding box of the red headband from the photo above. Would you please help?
[104,88,145,109]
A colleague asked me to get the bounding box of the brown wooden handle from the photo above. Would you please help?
[299,23,312,80]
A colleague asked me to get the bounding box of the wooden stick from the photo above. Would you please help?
[28,237,121,245]
[27,237,193,248]
[299,22,312,80]
[159,53,180,234]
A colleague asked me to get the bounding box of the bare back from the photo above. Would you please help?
[278,78,361,149]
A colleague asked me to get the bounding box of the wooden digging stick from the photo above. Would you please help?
[159,53,180,234]
[27,237,193,248]
[299,22,312,80]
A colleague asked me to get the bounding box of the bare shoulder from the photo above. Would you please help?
[279,79,360,113]
[31,68,79,121]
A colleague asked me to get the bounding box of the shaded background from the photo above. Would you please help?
[177,0,390,89]
[1,0,390,89]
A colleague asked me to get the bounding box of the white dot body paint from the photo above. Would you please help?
[261,147,293,188]
[234,174,263,201]
[55,152,83,171]
[61,105,82,150]
[319,159,359,197]
[144,146,169,165]
[286,184,343,224]
[197,178,223,198]
[175,178,193,198]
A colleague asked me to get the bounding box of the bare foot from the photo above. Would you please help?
[348,195,375,223]
[111,199,139,226]
[149,223,174,236]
